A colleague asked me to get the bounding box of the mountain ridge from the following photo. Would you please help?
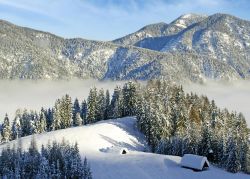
[0,13,249,82]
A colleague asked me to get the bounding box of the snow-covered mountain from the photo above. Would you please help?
[0,117,248,179]
[0,20,199,81]
[130,14,250,79]
[0,13,250,82]
[113,13,207,46]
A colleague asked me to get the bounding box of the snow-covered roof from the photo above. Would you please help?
[180,154,209,170]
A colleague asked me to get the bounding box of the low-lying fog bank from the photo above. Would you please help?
[184,81,250,127]
[0,79,124,121]
[0,79,249,127]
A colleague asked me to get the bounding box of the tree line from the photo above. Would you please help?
[0,80,249,173]
[135,80,250,173]
[0,82,138,142]
[0,138,92,178]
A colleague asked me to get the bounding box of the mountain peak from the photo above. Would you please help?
[179,13,207,19]
[170,13,208,28]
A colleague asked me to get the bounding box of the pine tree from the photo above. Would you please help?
[73,98,81,126]
[104,90,110,120]
[225,136,241,173]
[52,99,62,130]
[246,144,250,174]
[60,94,73,129]
[75,113,82,126]
[36,156,49,179]
[235,113,249,172]
[81,100,87,125]
[96,89,106,121]
[69,143,84,178]
[26,137,41,178]
[29,117,37,135]
[83,157,92,179]
[110,86,123,118]
[87,88,98,124]
[50,161,61,179]
[122,81,138,116]
[1,114,12,142]
[44,108,53,131]
[39,112,47,134]
[12,116,22,140]
[198,121,213,157]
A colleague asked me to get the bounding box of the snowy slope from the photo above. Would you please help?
[0,117,248,179]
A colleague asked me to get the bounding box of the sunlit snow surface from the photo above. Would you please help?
[0,117,248,179]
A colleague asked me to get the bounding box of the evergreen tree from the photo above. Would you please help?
[1,114,12,142]
[39,112,47,134]
[36,156,50,179]
[246,144,250,174]
[225,136,241,173]
[44,108,53,131]
[122,81,138,116]
[83,157,92,179]
[110,86,123,118]
[198,121,213,157]
[104,89,110,120]
[60,94,73,129]
[81,100,87,125]
[75,113,82,126]
[69,143,84,178]
[52,99,62,130]
[73,98,81,126]
[26,137,40,178]
[12,116,22,140]
[87,87,98,124]
[96,89,106,121]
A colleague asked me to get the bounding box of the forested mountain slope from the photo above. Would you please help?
[0,13,250,81]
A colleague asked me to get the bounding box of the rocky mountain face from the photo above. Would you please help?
[0,13,249,82]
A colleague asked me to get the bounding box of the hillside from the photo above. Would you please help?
[0,13,250,82]
[0,117,248,179]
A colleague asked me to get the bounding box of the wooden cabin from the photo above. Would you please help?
[180,154,209,171]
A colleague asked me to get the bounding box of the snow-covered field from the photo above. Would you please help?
[0,117,248,179]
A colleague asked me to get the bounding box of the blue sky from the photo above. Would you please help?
[0,0,249,40]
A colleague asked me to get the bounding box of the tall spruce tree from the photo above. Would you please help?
[1,114,12,142]
[110,86,123,118]
[52,99,62,130]
[96,89,106,121]
[87,88,97,124]
[60,94,73,129]
[73,98,81,126]
[12,116,22,140]
[122,81,138,116]
[81,100,87,125]
[225,136,241,173]
[75,113,82,126]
